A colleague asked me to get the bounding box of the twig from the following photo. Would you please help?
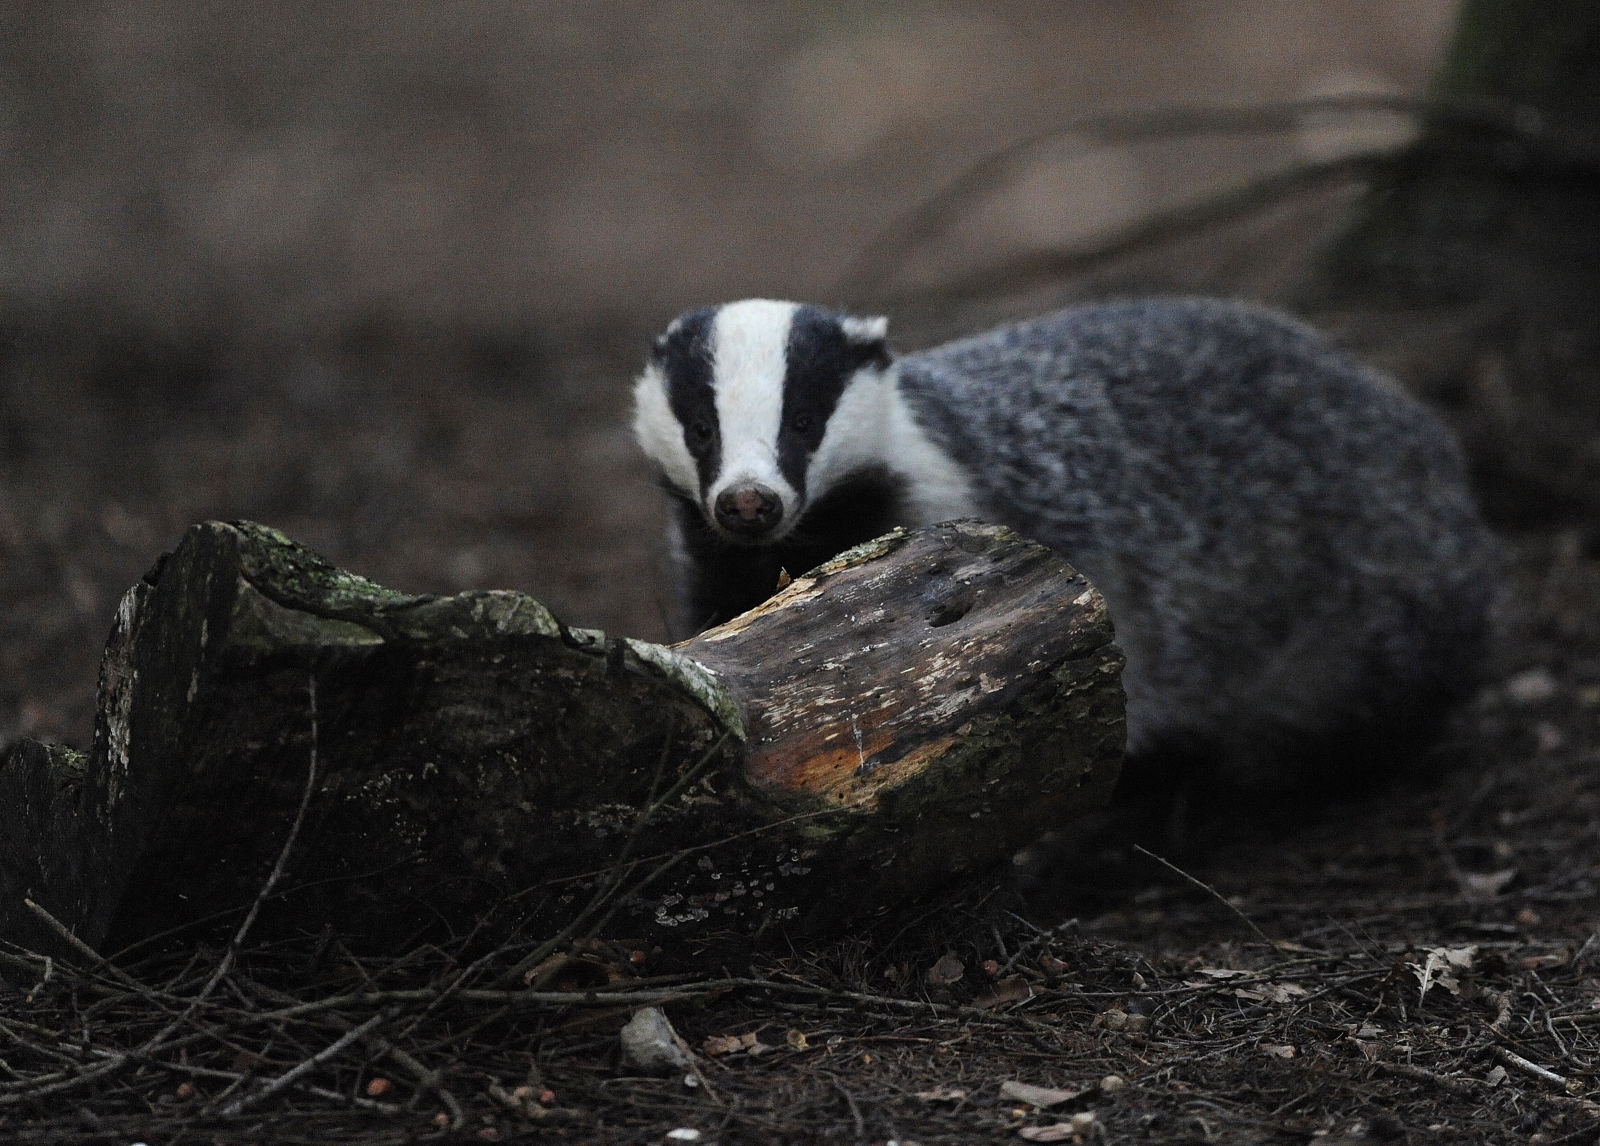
[1132,845,1276,947]
[252,983,727,1021]
[826,1072,866,1141]
[0,672,323,1108]
[22,955,51,1004]
[23,899,163,1000]
[1376,1061,1481,1096]
[220,1007,392,1116]
[497,728,730,988]
[888,154,1382,310]
[434,1083,467,1130]
[839,92,1600,300]
[245,969,467,1126]
[496,727,682,987]
[998,914,1077,978]
[518,806,849,893]
[87,1044,403,1114]
[1493,1045,1569,1089]
[22,901,108,972]
[1485,988,1514,1032]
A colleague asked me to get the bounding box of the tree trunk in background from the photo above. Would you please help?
[1307,0,1600,521]
[0,520,1124,958]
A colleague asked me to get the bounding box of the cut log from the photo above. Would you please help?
[0,519,1124,956]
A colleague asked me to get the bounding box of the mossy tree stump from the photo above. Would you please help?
[0,520,1123,956]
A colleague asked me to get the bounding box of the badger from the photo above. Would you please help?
[632,297,1499,787]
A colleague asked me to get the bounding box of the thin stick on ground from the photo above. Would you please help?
[1132,844,1276,948]
[220,1007,393,1116]
[496,727,731,989]
[23,898,161,998]
[0,672,323,1107]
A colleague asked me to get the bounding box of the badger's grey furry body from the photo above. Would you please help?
[897,299,1498,784]
[633,297,1500,789]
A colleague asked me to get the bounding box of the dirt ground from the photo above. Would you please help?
[6,3,1600,1143]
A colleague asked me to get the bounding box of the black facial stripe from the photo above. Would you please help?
[777,306,889,497]
[656,307,720,496]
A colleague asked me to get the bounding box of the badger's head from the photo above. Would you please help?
[633,299,894,545]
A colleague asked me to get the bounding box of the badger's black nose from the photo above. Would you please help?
[714,484,783,537]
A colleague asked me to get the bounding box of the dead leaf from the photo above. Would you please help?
[785,1029,810,1051]
[1018,1112,1096,1142]
[1194,967,1248,979]
[1348,1038,1381,1061]
[1261,1044,1296,1059]
[1234,982,1308,1004]
[524,951,630,991]
[1411,945,1478,1003]
[1000,1080,1088,1108]
[915,1086,969,1102]
[1038,954,1071,976]
[1460,869,1516,901]
[1504,667,1558,705]
[1518,953,1565,969]
[927,953,965,987]
[1486,1065,1507,1087]
[1096,1010,1128,1031]
[702,1032,769,1056]
[973,976,1034,1010]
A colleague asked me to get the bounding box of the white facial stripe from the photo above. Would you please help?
[809,363,979,526]
[709,300,801,512]
[632,362,699,497]
[805,368,889,498]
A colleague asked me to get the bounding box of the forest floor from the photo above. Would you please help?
[2,329,1599,1145]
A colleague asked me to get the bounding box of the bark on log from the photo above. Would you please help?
[0,519,1124,956]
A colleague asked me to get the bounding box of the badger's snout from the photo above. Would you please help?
[713,484,784,538]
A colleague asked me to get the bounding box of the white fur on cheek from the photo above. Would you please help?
[708,300,803,524]
[809,364,979,526]
[806,369,889,500]
[632,364,699,497]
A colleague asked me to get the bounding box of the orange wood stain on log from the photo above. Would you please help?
[745,731,960,809]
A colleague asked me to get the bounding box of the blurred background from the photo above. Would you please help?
[3,0,1594,748]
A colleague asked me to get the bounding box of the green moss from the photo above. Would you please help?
[221,521,743,738]
[232,520,419,616]
[230,581,387,650]
[808,527,911,577]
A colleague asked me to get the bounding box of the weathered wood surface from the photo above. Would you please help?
[0,519,1123,956]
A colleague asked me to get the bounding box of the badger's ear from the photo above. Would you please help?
[839,314,888,345]
[649,334,669,362]
[839,314,890,369]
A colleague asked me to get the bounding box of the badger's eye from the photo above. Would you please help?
[688,419,713,445]
[791,413,812,433]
